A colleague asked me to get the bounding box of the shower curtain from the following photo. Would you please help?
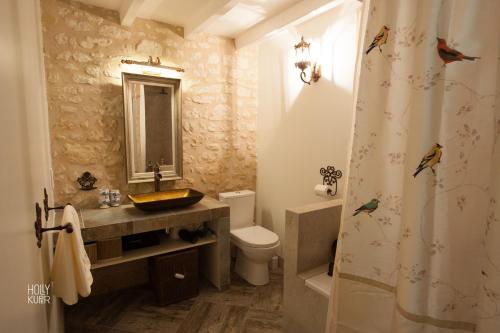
[327,0,500,332]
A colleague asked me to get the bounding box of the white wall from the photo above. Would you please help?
[256,1,361,256]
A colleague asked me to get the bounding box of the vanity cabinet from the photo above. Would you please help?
[149,248,199,305]
[78,197,230,292]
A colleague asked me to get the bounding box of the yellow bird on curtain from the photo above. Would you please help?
[413,143,443,177]
[365,25,390,54]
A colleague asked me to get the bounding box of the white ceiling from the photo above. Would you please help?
[76,0,301,38]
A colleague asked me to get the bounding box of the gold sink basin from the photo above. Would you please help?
[128,188,204,212]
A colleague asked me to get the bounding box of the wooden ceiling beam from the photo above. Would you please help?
[235,0,344,49]
[184,0,241,38]
[119,0,161,26]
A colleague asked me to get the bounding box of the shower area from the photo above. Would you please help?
[282,0,500,332]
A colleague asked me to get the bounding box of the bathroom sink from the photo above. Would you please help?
[128,188,204,212]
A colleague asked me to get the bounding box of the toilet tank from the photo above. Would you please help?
[219,190,255,230]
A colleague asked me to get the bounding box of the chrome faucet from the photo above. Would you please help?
[153,163,162,192]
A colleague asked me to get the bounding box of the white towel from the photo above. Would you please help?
[51,205,93,305]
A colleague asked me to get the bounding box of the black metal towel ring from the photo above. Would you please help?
[34,188,73,248]
[320,165,343,197]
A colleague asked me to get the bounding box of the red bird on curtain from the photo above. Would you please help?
[436,38,480,64]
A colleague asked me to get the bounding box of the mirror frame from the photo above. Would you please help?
[122,72,183,183]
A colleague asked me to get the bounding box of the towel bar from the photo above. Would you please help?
[34,202,73,248]
[34,188,73,248]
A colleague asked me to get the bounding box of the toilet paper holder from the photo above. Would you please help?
[319,165,342,196]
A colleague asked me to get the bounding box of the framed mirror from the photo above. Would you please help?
[122,72,182,183]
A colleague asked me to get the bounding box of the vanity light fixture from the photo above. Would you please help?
[121,56,184,72]
[121,56,184,76]
[294,36,321,85]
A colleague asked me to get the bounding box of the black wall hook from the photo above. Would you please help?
[43,188,66,221]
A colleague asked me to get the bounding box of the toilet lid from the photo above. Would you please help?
[231,226,279,248]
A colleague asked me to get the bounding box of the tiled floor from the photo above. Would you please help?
[65,271,283,333]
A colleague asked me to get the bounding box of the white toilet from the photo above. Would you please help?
[219,190,280,286]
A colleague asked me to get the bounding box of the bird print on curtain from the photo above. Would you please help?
[413,143,443,177]
[352,198,380,216]
[436,38,481,64]
[365,25,390,54]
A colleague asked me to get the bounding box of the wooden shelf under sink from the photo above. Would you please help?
[91,233,217,270]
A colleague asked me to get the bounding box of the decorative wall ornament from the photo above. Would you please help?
[77,171,97,191]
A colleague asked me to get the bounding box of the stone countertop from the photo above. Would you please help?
[78,197,229,242]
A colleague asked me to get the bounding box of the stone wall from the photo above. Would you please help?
[41,0,257,207]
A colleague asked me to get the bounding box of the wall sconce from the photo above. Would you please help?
[294,36,321,85]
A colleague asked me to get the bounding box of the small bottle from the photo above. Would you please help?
[99,188,110,209]
[109,189,121,207]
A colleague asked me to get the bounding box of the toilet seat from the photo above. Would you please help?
[231,225,279,248]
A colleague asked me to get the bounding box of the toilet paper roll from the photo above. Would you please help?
[314,184,332,197]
